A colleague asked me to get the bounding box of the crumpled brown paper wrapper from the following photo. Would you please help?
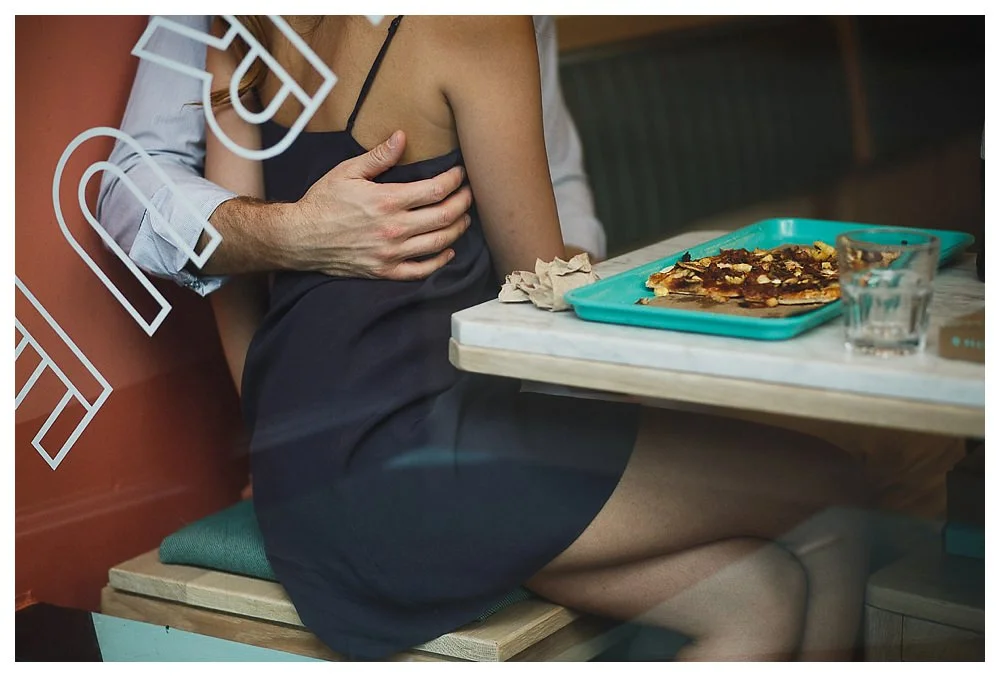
[498,253,599,311]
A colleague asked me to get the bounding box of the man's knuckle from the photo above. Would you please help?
[374,243,395,265]
[378,192,400,215]
[379,222,403,242]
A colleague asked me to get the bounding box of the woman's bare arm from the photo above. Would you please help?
[440,17,567,277]
[204,24,269,395]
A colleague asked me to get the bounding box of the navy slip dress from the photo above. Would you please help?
[242,16,640,659]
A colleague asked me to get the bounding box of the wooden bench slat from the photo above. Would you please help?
[511,618,635,662]
[101,587,619,662]
[100,587,452,662]
[108,550,580,662]
[419,600,577,661]
[109,551,301,625]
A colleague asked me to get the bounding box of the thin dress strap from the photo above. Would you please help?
[346,15,404,133]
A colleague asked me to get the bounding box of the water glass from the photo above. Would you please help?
[836,228,941,356]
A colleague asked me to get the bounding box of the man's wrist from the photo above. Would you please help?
[252,200,299,272]
[198,197,300,275]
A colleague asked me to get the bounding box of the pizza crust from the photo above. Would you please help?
[776,284,841,305]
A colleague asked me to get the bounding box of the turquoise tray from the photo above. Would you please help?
[564,218,975,341]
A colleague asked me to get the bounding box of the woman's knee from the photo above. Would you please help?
[782,502,872,570]
[662,540,807,640]
[733,543,808,630]
[680,541,808,659]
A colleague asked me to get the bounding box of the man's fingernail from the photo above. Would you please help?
[388,131,400,149]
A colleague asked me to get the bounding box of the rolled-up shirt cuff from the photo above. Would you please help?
[130,180,236,297]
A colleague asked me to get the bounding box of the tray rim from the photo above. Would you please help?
[564,218,975,341]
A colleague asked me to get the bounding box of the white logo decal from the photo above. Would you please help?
[15,278,112,470]
[53,127,222,336]
[132,15,337,161]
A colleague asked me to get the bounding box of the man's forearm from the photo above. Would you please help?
[195,197,296,276]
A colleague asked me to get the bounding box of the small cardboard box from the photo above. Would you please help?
[939,309,985,363]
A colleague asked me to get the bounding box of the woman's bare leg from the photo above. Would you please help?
[527,407,870,660]
[530,537,808,661]
[780,504,870,659]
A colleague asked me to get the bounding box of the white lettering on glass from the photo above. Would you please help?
[53,127,222,336]
[14,277,112,470]
[132,15,336,161]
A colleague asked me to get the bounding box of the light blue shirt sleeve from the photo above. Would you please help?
[96,15,232,297]
[534,16,608,260]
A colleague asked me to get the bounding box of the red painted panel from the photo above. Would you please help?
[15,16,246,612]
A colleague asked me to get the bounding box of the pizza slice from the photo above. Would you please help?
[645,241,841,308]
[646,250,756,302]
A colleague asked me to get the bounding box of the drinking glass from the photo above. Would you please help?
[836,228,941,356]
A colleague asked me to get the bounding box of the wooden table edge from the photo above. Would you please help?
[449,339,984,438]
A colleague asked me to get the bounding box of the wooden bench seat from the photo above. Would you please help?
[101,550,627,661]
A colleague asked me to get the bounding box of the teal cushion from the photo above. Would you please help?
[160,500,277,581]
[159,500,534,622]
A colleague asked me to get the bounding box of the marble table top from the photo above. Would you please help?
[452,230,985,411]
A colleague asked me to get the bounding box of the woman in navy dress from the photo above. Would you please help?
[205,16,870,661]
